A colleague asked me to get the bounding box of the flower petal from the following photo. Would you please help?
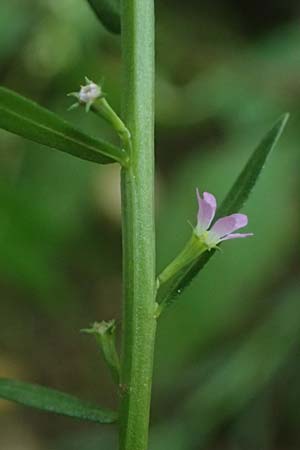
[210,213,248,238]
[196,189,217,232]
[220,232,253,241]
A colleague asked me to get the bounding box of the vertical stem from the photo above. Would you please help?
[119,0,156,450]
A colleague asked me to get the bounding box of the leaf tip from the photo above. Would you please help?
[277,112,290,133]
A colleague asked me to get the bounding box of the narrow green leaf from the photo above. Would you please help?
[86,0,121,34]
[216,113,289,218]
[157,114,289,311]
[0,87,128,166]
[0,378,117,424]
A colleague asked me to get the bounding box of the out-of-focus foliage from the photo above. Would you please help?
[86,0,121,34]
[0,0,299,449]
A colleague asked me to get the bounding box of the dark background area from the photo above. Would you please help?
[0,0,300,449]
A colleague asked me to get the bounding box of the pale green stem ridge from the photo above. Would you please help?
[119,0,156,449]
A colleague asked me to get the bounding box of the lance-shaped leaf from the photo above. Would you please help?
[0,87,128,166]
[0,378,117,423]
[156,114,289,313]
[86,0,121,34]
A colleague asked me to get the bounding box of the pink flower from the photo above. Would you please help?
[195,189,253,248]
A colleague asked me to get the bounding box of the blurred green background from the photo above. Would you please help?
[0,0,300,449]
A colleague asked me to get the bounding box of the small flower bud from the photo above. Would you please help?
[68,77,102,112]
[78,79,101,103]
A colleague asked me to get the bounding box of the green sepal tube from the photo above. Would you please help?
[158,233,209,288]
[68,78,132,159]
[155,233,209,317]
[82,320,120,385]
[92,98,132,152]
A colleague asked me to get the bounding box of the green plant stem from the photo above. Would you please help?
[119,0,156,449]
